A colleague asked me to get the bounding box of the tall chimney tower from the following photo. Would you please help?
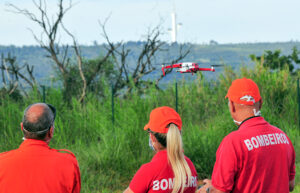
[171,12,177,43]
[169,5,182,43]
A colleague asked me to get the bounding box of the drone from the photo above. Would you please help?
[161,62,223,76]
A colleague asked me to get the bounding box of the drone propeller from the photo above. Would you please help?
[211,64,224,67]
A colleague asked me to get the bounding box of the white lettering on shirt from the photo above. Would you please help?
[283,134,289,144]
[280,134,287,144]
[275,133,282,144]
[244,139,253,151]
[268,134,275,145]
[153,180,160,190]
[190,177,194,188]
[191,176,197,187]
[251,137,259,148]
[263,135,270,146]
[193,176,198,187]
[244,132,290,151]
[152,176,197,190]
[273,134,277,144]
[169,178,174,189]
[256,135,265,146]
[161,179,168,190]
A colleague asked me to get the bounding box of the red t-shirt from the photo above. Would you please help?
[212,117,296,193]
[0,139,81,193]
[129,150,198,193]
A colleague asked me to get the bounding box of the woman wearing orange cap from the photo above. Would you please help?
[123,106,198,193]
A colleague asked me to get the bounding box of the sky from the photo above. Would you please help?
[0,0,300,46]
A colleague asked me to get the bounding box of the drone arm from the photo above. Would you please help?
[164,64,181,69]
[196,67,215,72]
[162,68,165,76]
[162,63,182,76]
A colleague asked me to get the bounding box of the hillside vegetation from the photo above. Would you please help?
[1,41,300,84]
[0,63,299,192]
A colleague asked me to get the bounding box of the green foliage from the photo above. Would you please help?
[60,56,116,100]
[1,42,300,85]
[250,47,300,72]
[0,64,299,192]
[0,87,23,102]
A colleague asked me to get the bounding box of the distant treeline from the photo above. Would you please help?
[1,41,300,83]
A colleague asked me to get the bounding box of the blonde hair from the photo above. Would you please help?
[155,124,192,193]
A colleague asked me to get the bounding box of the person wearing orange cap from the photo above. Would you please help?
[123,106,198,193]
[0,103,81,193]
[198,78,295,193]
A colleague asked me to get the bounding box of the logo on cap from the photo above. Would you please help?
[225,78,261,105]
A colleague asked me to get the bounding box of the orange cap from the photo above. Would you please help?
[225,78,261,105]
[144,106,182,133]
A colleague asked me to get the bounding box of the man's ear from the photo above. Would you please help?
[21,122,24,131]
[230,101,236,113]
[259,99,263,110]
[48,126,54,138]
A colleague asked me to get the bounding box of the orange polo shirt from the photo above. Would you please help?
[0,139,81,193]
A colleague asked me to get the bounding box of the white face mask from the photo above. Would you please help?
[233,109,261,125]
[233,120,242,125]
[149,136,155,151]
[253,109,261,116]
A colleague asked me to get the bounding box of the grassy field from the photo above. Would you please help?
[0,64,299,192]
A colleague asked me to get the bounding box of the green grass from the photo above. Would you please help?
[0,64,299,192]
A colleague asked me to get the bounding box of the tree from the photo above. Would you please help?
[250,47,300,72]
[0,53,36,100]
[63,56,117,98]
[7,0,115,103]
[101,23,190,96]
[8,0,190,100]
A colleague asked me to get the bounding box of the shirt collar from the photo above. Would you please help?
[237,116,266,130]
[19,139,50,149]
[151,149,167,162]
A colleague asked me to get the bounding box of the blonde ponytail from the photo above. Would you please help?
[167,124,192,193]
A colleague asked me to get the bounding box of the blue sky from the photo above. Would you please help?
[1,0,300,45]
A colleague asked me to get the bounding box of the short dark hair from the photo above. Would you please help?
[22,103,55,140]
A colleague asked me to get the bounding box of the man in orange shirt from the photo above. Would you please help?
[0,103,81,193]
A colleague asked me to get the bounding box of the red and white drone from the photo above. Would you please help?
[161,62,222,76]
